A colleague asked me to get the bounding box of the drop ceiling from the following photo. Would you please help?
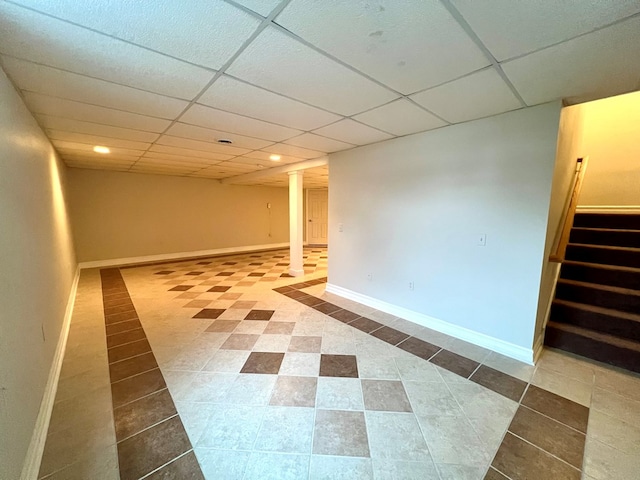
[1,0,639,187]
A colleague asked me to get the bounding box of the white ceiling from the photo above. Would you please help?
[1,0,639,188]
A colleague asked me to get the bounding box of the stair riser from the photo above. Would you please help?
[550,302,640,342]
[561,263,640,290]
[555,282,640,314]
[545,327,640,373]
[574,214,640,230]
[570,229,640,248]
[565,245,640,268]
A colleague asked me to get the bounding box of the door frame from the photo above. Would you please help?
[305,188,328,246]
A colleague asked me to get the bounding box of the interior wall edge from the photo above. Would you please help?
[19,266,80,480]
[576,205,640,213]
[325,283,535,365]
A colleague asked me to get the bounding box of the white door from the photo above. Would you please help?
[307,189,328,245]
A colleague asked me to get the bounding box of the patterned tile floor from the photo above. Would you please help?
[38,248,640,479]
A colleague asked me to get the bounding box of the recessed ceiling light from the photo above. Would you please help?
[269,154,281,161]
[217,139,233,144]
[93,145,110,154]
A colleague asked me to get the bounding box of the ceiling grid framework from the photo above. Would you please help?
[0,0,638,187]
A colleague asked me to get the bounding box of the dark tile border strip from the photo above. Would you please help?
[274,279,588,480]
[100,268,204,480]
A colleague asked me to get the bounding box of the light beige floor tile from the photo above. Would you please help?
[197,404,266,449]
[394,354,443,382]
[593,367,640,402]
[202,350,251,373]
[591,387,640,426]
[40,443,119,480]
[537,349,596,385]
[279,352,321,376]
[223,373,278,406]
[583,437,640,480]
[586,409,640,455]
[365,411,431,462]
[357,355,401,380]
[435,463,485,480]
[316,377,365,411]
[243,452,309,480]
[194,448,250,480]
[482,351,535,382]
[371,459,440,479]
[310,455,373,480]
[254,406,315,453]
[253,334,291,352]
[532,366,593,406]
[404,381,463,416]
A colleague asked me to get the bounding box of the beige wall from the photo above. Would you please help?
[535,104,586,341]
[578,91,640,206]
[67,168,290,263]
[0,68,77,479]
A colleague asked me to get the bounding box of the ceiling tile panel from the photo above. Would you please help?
[312,119,393,145]
[155,134,251,156]
[10,0,261,70]
[284,133,354,153]
[58,150,140,163]
[262,143,324,159]
[48,131,150,151]
[451,0,640,61]
[148,145,233,162]
[181,103,302,142]
[138,153,217,168]
[36,115,159,143]
[165,122,274,150]
[233,0,282,17]
[0,3,214,99]
[502,17,640,106]
[23,92,171,133]
[226,26,399,115]
[53,143,144,159]
[0,57,189,119]
[353,99,447,136]
[241,151,305,164]
[410,68,522,123]
[276,0,489,94]
[199,75,342,130]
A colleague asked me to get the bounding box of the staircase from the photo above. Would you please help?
[545,212,640,373]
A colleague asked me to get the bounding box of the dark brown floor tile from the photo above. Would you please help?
[329,309,361,323]
[111,368,167,409]
[509,406,586,469]
[313,302,342,315]
[245,309,275,321]
[145,451,204,480]
[106,327,147,349]
[102,291,130,301]
[104,303,136,316]
[240,352,284,374]
[105,310,139,325]
[320,354,359,378]
[297,295,325,307]
[207,286,231,292]
[371,326,410,346]
[114,389,177,441]
[521,385,589,433]
[193,308,226,319]
[248,272,265,277]
[205,320,241,333]
[349,317,384,334]
[492,432,580,480]
[284,289,311,300]
[106,318,143,336]
[222,262,236,265]
[103,295,135,308]
[117,416,192,480]
[397,337,441,360]
[110,351,159,383]
[273,286,295,294]
[154,270,175,275]
[429,349,479,378]
[108,338,152,364]
[169,285,194,292]
[362,379,413,412]
[216,272,235,276]
[470,365,527,402]
[484,467,509,480]
[185,271,204,276]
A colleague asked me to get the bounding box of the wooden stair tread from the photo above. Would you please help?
[547,321,640,353]
[553,299,640,323]
[557,278,640,297]
[569,243,640,253]
[562,260,640,274]
[572,227,640,234]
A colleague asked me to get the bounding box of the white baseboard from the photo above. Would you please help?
[325,283,535,365]
[20,266,80,480]
[78,243,290,269]
[577,205,640,214]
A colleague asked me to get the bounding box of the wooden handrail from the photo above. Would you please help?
[550,157,588,263]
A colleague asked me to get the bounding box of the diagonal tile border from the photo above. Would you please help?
[100,268,205,480]
[275,278,590,480]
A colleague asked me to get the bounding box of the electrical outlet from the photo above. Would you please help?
[409,281,414,291]
[338,223,344,232]
[477,234,487,246]
[367,273,373,281]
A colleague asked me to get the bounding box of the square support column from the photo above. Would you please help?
[288,170,304,277]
